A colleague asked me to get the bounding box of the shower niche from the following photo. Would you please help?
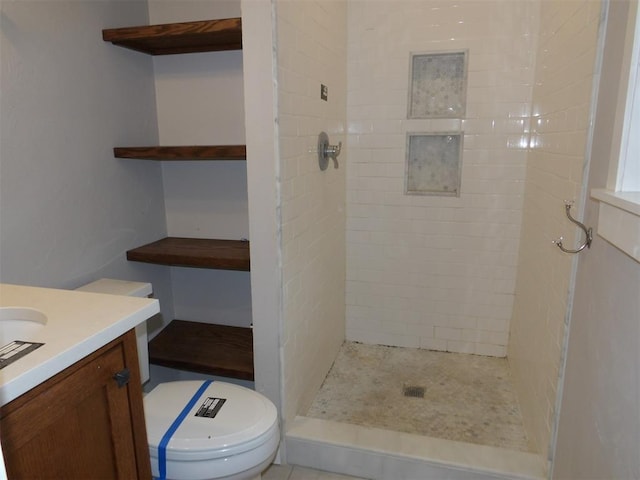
[405,50,467,197]
[405,132,463,196]
[407,50,467,119]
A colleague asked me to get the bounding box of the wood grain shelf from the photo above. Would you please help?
[106,19,254,382]
[126,237,250,271]
[149,320,254,380]
[114,145,246,161]
[102,18,242,55]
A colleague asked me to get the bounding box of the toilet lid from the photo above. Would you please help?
[144,380,278,461]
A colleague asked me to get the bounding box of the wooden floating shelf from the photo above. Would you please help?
[114,145,246,161]
[127,237,250,271]
[149,320,254,380]
[102,18,242,55]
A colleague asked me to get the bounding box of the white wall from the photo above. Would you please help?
[509,0,602,458]
[276,0,348,426]
[147,0,252,332]
[346,0,538,357]
[0,1,171,305]
[553,1,640,477]
[241,0,283,412]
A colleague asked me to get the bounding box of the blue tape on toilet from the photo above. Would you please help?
[156,380,213,480]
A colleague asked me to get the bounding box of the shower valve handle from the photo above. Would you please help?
[318,131,341,170]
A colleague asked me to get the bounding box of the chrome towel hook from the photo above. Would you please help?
[553,201,593,254]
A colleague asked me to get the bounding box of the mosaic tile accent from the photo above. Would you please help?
[408,51,467,118]
[306,342,531,452]
[405,133,462,196]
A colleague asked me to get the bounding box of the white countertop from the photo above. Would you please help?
[0,283,160,407]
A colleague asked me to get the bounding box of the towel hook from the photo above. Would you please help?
[553,201,593,254]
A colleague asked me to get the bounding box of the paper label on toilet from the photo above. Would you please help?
[195,397,226,419]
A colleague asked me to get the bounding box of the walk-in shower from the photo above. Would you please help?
[243,0,604,478]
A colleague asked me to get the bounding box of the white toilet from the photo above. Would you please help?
[145,380,279,480]
[76,279,280,480]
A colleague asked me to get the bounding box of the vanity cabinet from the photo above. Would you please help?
[0,330,151,480]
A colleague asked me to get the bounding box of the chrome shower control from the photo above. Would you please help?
[318,131,341,170]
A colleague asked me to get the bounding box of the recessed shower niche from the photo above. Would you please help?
[407,50,467,119]
[405,50,467,196]
[405,132,463,196]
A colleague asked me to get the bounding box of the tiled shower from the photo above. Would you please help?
[255,0,604,477]
[346,0,537,358]
[346,0,602,458]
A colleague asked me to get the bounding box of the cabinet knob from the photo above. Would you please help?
[113,368,130,388]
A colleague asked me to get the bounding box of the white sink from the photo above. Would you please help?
[0,307,47,345]
[0,283,160,407]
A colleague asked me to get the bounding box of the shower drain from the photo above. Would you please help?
[403,385,425,398]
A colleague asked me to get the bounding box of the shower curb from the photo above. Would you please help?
[285,416,546,480]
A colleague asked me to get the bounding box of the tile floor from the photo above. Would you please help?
[306,342,530,452]
[263,464,365,480]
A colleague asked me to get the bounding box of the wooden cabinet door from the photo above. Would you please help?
[0,331,151,480]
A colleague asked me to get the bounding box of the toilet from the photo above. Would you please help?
[145,380,278,480]
[75,279,280,480]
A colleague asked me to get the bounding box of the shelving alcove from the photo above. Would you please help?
[103,18,254,381]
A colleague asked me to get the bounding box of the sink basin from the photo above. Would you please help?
[0,307,47,345]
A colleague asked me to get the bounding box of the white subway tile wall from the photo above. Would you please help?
[276,0,348,427]
[346,0,539,357]
[509,0,602,457]
[275,0,599,459]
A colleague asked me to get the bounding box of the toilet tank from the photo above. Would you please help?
[75,279,152,384]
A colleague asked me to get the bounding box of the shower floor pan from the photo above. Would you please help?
[286,342,546,480]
